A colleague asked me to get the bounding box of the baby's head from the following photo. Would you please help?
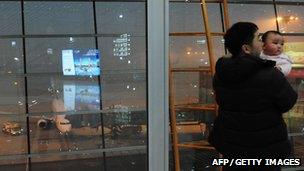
[262,30,284,56]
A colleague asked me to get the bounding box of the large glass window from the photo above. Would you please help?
[24,2,94,34]
[0,1,147,171]
[228,4,277,32]
[0,1,21,35]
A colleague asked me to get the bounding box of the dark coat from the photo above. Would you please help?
[209,54,298,158]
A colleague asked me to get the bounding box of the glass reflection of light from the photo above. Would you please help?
[11,41,16,47]
[47,48,53,55]
[196,39,206,44]
[277,15,299,24]
[69,37,74,43]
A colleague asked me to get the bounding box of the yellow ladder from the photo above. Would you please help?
[169,0,230,170]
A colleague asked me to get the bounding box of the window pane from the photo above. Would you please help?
[30,114,103,154]
[170,36,224,68]
[0,39,23,74]
[98,36,146,109]
[0,77,25,114]
[27,76,100,114]
[105,150,147,170]
[24,2,94,34]
[170,3,223,33]
[26,38,95,73]
[229,4,277,33]
[0,1,21,35]
[0,158,27,170]
[284,36,304,64]
[170,36,209,68]
[96,2,145,35]
[103,108,146,148]
[98,36,146,70]
[277,5,304,33]
[31,153,104,171]
[0,116,27,155]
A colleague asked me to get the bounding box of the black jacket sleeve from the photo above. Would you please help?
[271,70,298,114]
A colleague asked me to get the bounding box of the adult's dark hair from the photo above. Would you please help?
[224,22,258,56]
[262,30,282,43]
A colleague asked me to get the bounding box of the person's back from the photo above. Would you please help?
[208,22,298,171]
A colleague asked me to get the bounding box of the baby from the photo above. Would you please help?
[260,30,292,76]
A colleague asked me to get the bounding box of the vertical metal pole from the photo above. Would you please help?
[273,0,280,31]
[148,0,169,170]
[222,0,230,31]
[92,1,107,171]
[200,0,215,75]
[169,65,180,171]
[21,1,31,171]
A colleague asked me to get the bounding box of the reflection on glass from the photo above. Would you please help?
[26,38,95,73]
[228,4,276,33]
[62,49,100,76]
[277,5,304,33]
[0,2,21,35]
[212,36,225,62]
[0,78,25,114]
[0,39,23,74]
[27,76,100,113]
[98,37,146,70]
[24,2,94,34]
[96,2,145,35]
[170,3,222,33]
[0,116,27,155]
[284,36,304,65]
[170,36,210,68]
[173,72,214,105]
[64,83,100,111]
[30,113,103,154]
[103,104,146,148]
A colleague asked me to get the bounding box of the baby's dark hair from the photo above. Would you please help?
[262,30,283,43]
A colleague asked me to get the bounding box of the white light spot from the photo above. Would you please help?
[47,48,53,55]
[11,41,16,47]
[69,37,74,43]
[119,14,123,18]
